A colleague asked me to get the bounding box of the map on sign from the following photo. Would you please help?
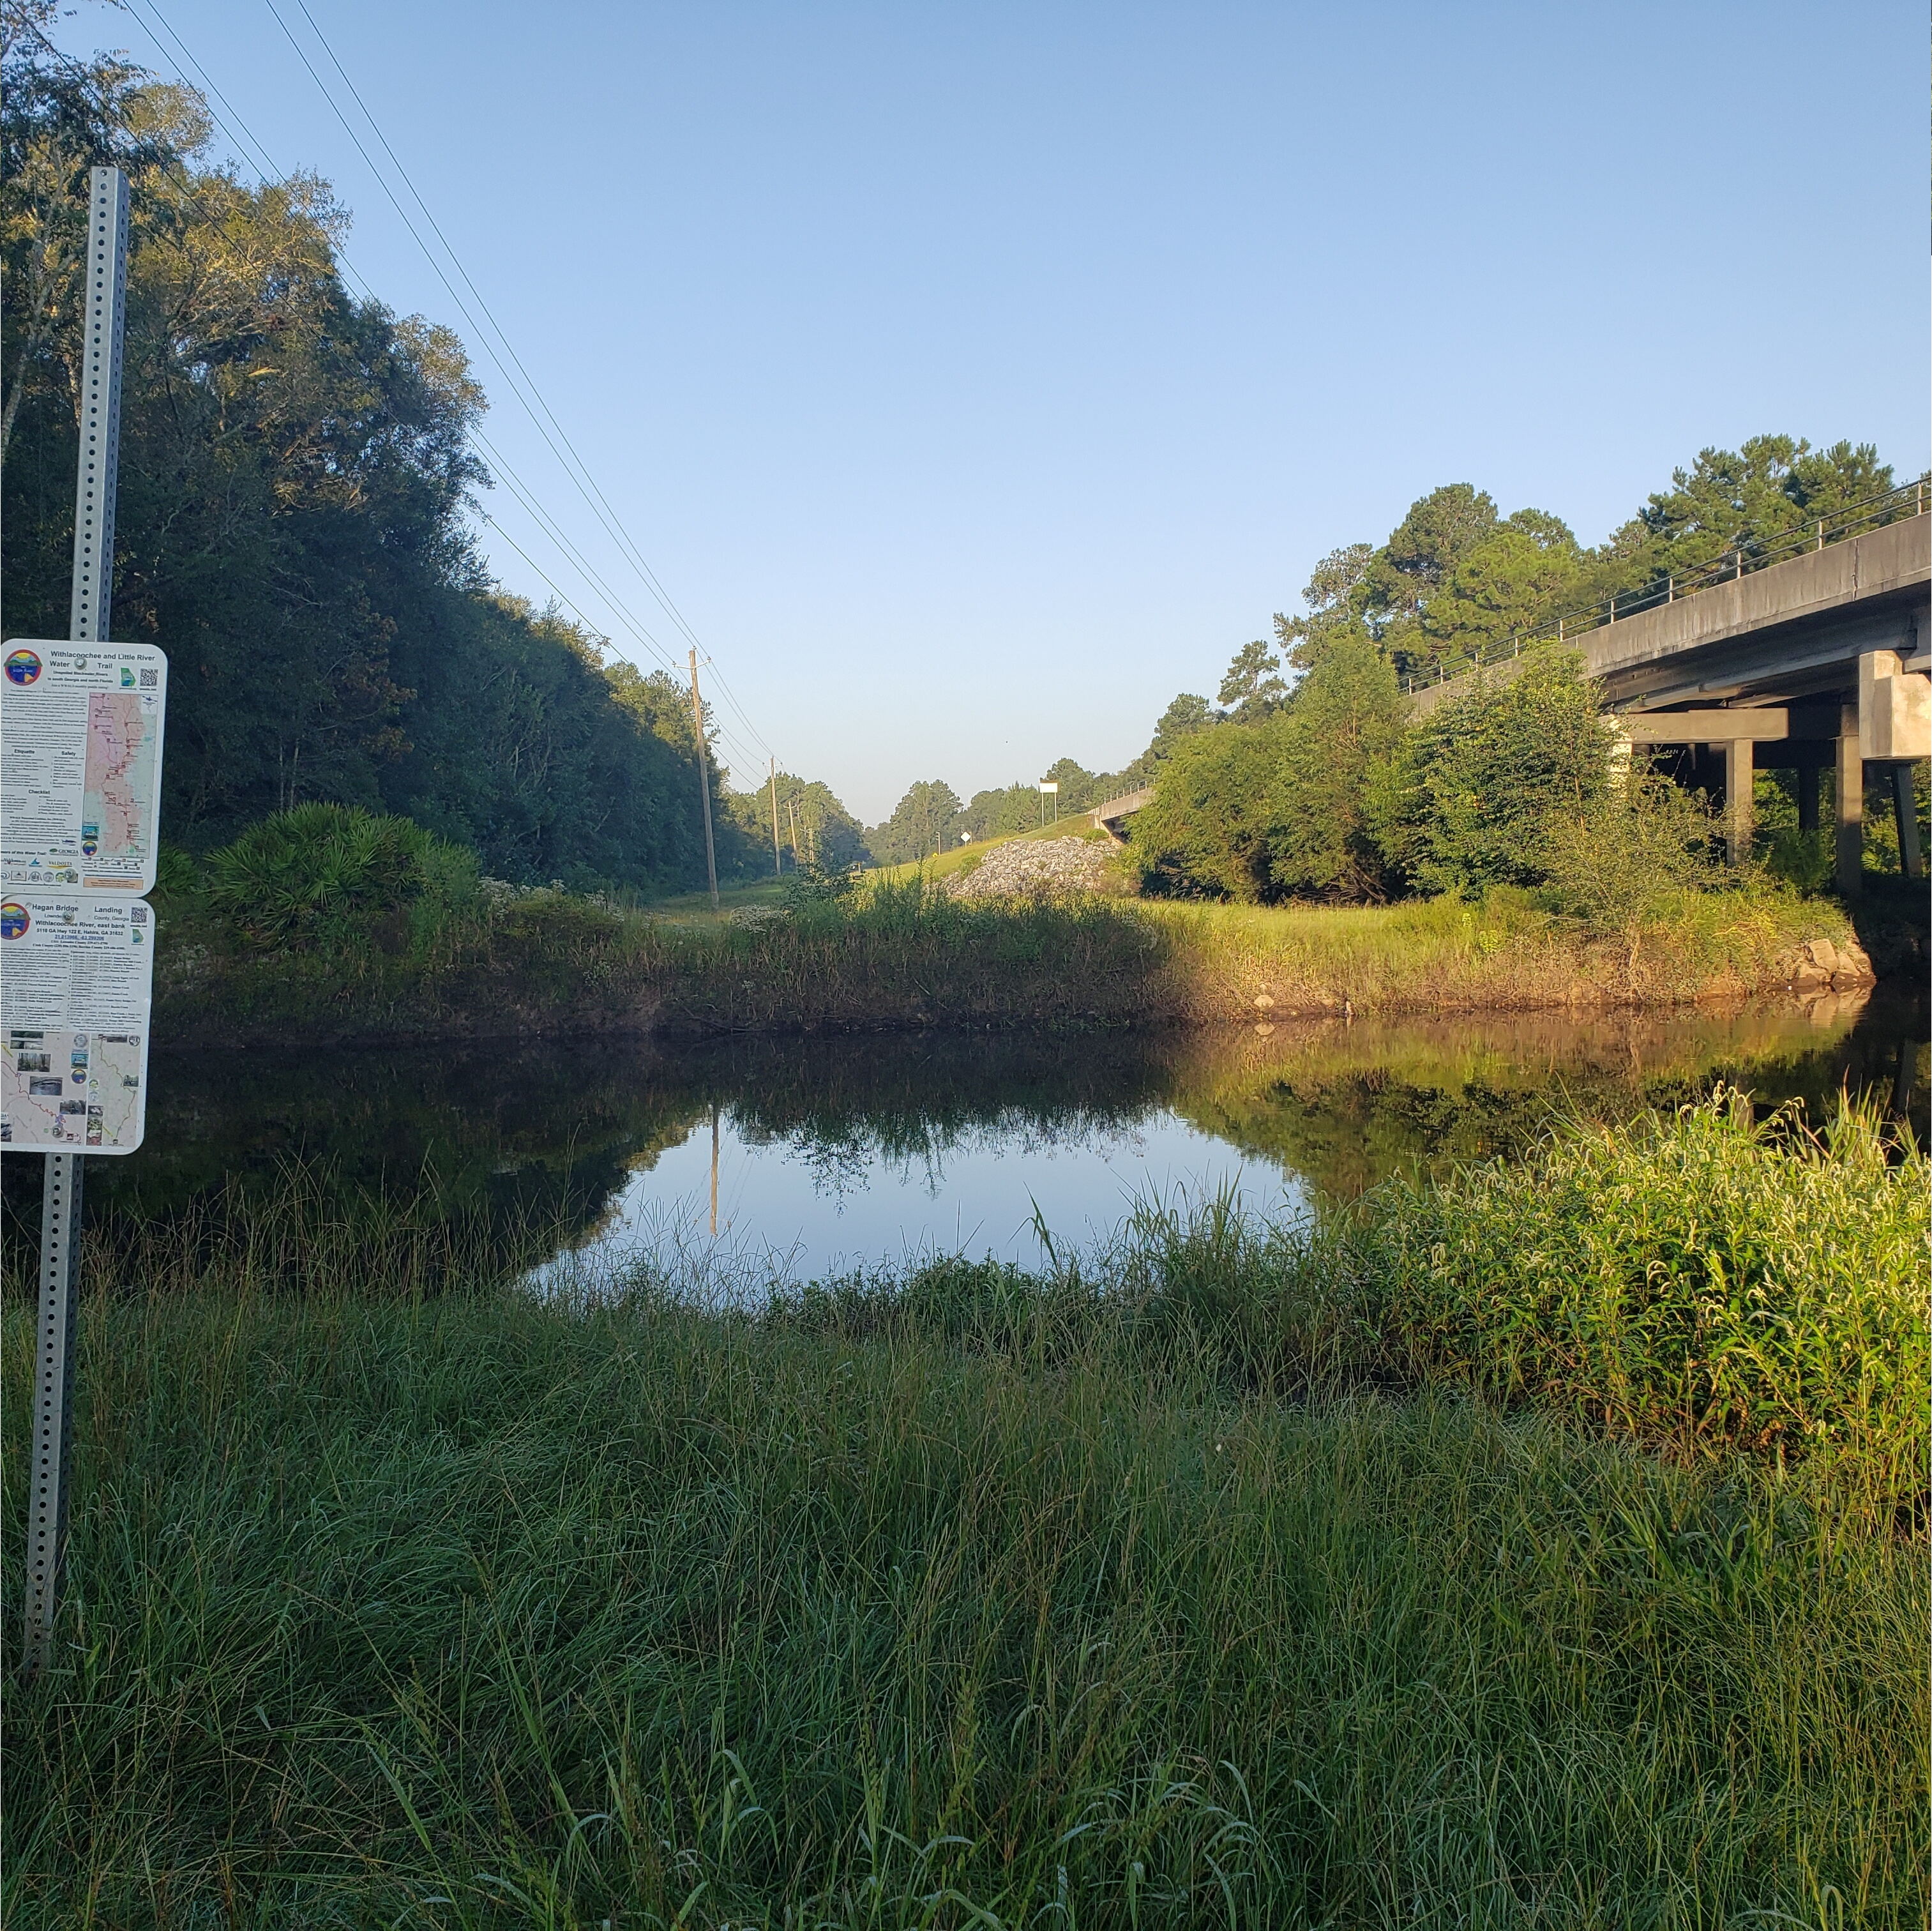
[0,894,153,1152]
[1,640,167,893]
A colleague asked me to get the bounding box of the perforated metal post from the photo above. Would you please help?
[24,1156,86,1675]
[70,167,128,644]
[21,166,128,1679]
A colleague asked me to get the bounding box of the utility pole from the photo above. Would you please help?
[768,757,781,876]
[687,649,719,911]
[787,795,801,870]
[24,165,130,1679]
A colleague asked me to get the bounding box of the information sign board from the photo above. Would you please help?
[0,894,153,1152]
[2,640,167,895]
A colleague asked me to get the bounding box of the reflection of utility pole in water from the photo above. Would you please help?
[1890,1041,1915,1121]
[25,166,129,1679]
[688,650,720,911]
[709,1102,720,1236]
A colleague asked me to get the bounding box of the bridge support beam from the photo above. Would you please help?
[1722,739,1755,861]
[1892,764,1924,879]
[1835,706,1863,895]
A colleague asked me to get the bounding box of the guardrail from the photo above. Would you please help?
[1399,474,1930,697]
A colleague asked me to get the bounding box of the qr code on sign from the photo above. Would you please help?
[139,668,158,687]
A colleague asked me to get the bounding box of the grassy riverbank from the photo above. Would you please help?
[4,1100,1924,1926]
[153,869,1872,1047]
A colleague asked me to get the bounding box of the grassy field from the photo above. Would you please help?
[4,1100,1924,1927]
[153,868,1873,1048]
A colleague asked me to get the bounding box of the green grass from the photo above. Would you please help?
[646,876,792,923]
[4,1101,1924,1926]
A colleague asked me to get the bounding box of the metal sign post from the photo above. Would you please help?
[20,165,130,1679]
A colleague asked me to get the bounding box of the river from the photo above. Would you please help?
[16,987,1917,1291]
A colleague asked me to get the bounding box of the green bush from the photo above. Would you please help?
[202,803,479,952]
[1381,649,1613,896]
[1131,715,1287,899]
[1534,773,1735,968]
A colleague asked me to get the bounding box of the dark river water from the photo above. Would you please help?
[15,987,1919,1289]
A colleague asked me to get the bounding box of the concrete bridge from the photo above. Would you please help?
[1089,785,1153,832]
[1408,491,1929,887]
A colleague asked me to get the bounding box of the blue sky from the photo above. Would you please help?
[61,0,1929,821]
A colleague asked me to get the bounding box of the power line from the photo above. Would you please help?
[255,0,778,765]
[278,0,720,668]
[123,0,778,777]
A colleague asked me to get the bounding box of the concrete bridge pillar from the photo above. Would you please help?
[1722,739,1755,861]
[1890,765,1925,879]
[1836,705,1863,895]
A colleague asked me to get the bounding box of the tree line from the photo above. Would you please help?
[869,437,1906,890]
[1130,444,1903,901]
[3,22,854,894]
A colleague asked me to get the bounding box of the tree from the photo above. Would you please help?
[958,783,1039,842]
[1216,639,1287,722]
[1419,524,1580,665]
[870,780,963,864]
[1131,717,1287,900]
[1379,650,1613,897]
[1360,483,1500,632]
[1,34,732,894]
[1573,435,1899,614]
[1110,692,1214,791]
[1264,630,1408,902]
[1274,542,1373,672]
[1040,757,1097,814]
[721,772,870,872]
[1147,692,1214,759]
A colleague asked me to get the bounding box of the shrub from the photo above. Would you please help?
[1379,649,1612,897]
[202,803,479,951]
[1131,716,1287,900]
[1535,772,1735,969]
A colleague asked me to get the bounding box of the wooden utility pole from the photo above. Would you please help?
[787,795,801,871]
[769,758,781,875]
[687,649,719,910]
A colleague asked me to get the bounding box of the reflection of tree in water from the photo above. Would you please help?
[1181,989,1926,1201]
[11,989,1917,1278]
[748,1106,1156,1203]
[710,1032,1171,1203]
[3,1040,712,1276]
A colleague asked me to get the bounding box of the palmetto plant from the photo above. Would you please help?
[202,803,474,948]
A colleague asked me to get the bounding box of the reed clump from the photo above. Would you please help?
[3,1098,1922,1926]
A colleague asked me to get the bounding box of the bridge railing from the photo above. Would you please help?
[1399,474,1930,697]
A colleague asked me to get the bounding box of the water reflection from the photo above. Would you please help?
[8,988,1922,1285]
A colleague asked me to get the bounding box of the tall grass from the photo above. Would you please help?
[4,1099,1924,1926]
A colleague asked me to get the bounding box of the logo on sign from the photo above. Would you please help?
[0,903,28,939]
[4,648,42,685]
